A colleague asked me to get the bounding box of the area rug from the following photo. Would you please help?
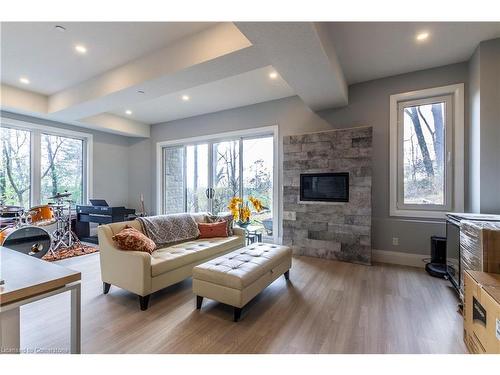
[42,243,99,262]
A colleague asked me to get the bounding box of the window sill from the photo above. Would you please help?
[389,208,448,219]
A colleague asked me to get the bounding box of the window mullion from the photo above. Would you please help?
[32,129,41,206]
[239,137,244,199]
[183,146,187,212]
[208,142,214,213]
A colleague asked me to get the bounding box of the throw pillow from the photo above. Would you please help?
[207,213,234,236]
[198,221,228,238]
[112,225,156,254]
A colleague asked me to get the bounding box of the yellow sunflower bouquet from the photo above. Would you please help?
[228,196,264,228]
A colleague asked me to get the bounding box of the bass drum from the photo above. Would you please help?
[0,226,51,258]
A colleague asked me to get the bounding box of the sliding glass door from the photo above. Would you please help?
[212,140,240,215]
[242,137,273,236]
[186,144,209,213]
[161,131,276,240]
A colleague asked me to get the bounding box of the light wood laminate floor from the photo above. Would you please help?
[19,253,467,354]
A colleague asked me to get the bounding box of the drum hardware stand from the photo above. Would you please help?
[47,193,81,254]
[50,199,81,253]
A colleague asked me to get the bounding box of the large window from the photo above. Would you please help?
[0,127,31,208]
[0,119,91,208]
[41,134,84,204]
[159,127,277,240]
[390,84,464,218]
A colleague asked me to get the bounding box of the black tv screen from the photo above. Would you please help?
[300,173,349,202]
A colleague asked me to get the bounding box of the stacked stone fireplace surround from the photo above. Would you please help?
[282,126,373,265]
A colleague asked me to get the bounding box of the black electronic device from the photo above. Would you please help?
[425,236,448,279]
[90,199,109,207]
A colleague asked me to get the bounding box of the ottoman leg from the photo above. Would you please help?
[196,295,203,309]
[284,270,290,281]
[234,307,242,322]
[103,282,111,294]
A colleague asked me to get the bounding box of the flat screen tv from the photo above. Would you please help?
[300,173,349,202]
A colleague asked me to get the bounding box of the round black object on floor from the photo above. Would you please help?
[425,263,448,279]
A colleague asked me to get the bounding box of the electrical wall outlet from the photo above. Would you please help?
[392,237,399,246]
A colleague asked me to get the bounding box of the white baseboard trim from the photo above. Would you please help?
[372,249,428,268]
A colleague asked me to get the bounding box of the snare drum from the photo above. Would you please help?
[29,205,55,226]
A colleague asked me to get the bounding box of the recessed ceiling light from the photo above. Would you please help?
[137,90,145,94]
[19,77,30,85]
[54,25,66,32]
[125,110,133,115]
[416,32,430,42]
[75,44,87,54]
[269,71,278,79]
[182,95,190,101]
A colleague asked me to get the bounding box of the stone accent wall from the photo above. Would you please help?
[164,147,184,213]
[282,126,373,265]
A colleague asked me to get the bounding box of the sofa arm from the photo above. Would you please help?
[232,227,246,247]
[97,225,152,296]
[233,227,245,238]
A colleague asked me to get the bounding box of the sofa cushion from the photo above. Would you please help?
[108,220,143,235]
[112,225,156,254]
[192,243,292,289]
[207,213,234,236]
[150,235,242,277]
[198,221,228,238]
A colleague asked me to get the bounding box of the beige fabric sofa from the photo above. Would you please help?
[97,214,245,310]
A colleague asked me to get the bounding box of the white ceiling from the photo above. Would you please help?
[109,66,294,124]
[236,22,348,111]
[328,22,500,84]
[1,21,500,137]
[0,22,215,94]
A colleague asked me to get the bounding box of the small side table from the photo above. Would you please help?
[244,226,262,245]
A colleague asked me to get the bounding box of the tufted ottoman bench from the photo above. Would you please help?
[193,243,292,321]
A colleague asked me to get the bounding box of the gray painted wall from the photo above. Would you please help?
[318,62,469,255]
[1,111,131,207]
[467,38,500,214]
[127,137,152,213]
[469,46,481,213]
[478,39,500,213]
[127,61,470,256]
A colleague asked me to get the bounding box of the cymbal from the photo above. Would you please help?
[48,192,72,199]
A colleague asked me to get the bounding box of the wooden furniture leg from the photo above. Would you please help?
[234,307,242,322]
[196,295,203,309]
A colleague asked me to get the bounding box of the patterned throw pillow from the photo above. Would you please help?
[112,226,156,254]
[207,213,234,236]
[198,221,228,238]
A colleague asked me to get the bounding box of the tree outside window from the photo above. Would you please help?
[0,127,31,207]
[402,101,446,205]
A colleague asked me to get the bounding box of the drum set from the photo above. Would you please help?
[0,191,80,258]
